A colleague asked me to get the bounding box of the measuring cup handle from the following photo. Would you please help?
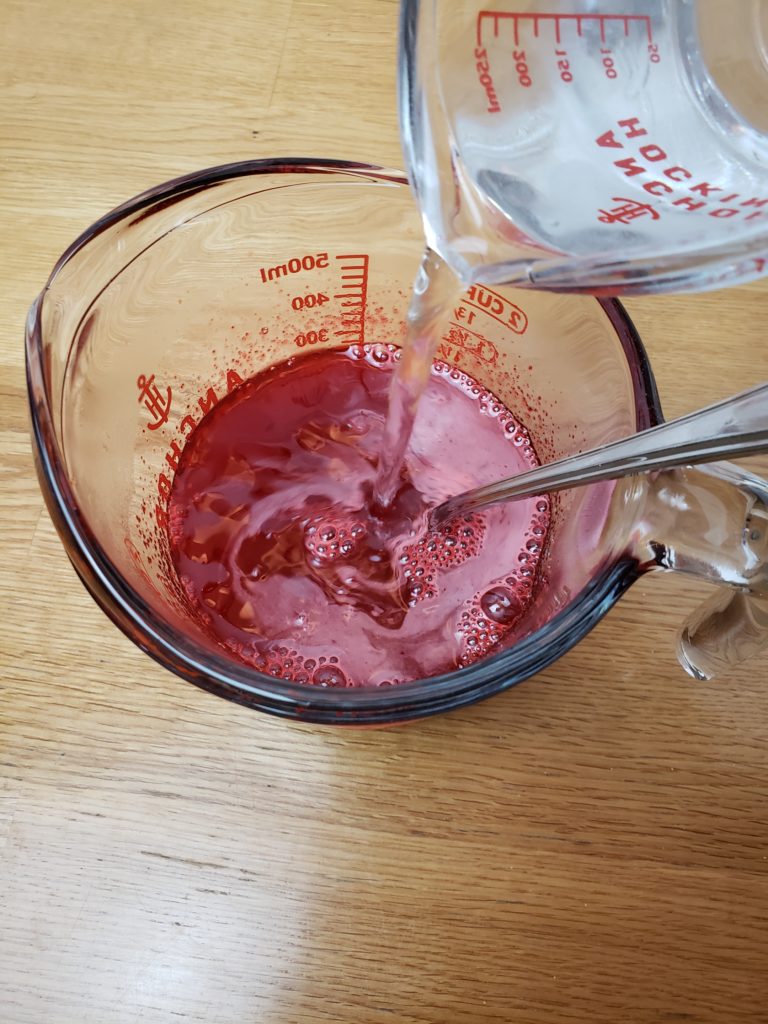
[630,462,768,679]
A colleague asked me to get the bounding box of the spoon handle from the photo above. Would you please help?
[437,382,768,519]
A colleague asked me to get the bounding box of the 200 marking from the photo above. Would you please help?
[512,49,532,87]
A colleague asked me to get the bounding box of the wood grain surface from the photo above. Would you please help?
[2,2,767,1022]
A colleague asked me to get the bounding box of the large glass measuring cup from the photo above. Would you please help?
[26,159,768,724]
[400,0,768,293]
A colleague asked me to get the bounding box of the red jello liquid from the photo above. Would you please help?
[168,345,549,687]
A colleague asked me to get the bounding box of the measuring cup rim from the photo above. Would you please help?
[26,158,663,724]
[36,158,410,294]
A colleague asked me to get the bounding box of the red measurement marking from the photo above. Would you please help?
[152,368,245,530]
[333,254,368,345]
[259,251,329,284]
[597,196,660,225]
[137,373,172,431]
[477,10,653,46]
[441,323,500,365]
[464,285,528,334]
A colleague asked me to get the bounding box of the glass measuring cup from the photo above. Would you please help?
[400,0,768,293]
[26,159,768,725]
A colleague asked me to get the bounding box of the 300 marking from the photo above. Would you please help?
[294,328,329,347]
[269,252,369,350]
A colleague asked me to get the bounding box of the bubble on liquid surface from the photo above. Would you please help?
[480,586,524,626]
[399,513,487,605]
[229,644,352,689]
[304,513,366,563]
[458,558,541,665]
[313,664,347,687]
[167,345,552,687]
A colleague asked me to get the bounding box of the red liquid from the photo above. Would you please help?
[168,346,549,687]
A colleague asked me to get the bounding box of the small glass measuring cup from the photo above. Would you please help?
[400,0,768,293]
[26,159,768,724]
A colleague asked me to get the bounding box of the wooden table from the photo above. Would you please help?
[2,2,767,1021]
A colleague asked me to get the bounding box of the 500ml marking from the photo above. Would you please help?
[259,251,328,283]
[258,252,369,348]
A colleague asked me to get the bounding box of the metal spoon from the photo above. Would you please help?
[433,382,768,522]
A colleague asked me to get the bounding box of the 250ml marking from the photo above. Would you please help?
[475,46,501,112]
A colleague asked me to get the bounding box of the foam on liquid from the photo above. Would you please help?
[168,344,549,687]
